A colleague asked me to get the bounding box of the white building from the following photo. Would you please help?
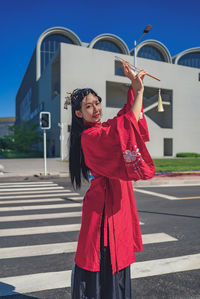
[16,26,200,158]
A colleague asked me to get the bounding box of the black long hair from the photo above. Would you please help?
[67,88,102,190]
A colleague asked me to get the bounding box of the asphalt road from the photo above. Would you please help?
[0,176,199,298]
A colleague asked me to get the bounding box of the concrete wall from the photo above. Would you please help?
[37,54,61,157]
[16,49,38,124]
[59,43,200,159]
[135,57,200,157]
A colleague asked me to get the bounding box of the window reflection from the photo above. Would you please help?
[137,45,165,62]
[40,34,73,74]
[178,52,200,69]
[93,40,122,53]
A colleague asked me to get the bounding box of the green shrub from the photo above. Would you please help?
[0,149,43,158]
[176,152,200,157]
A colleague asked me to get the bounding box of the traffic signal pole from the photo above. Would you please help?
[40,112,51,176]
[43,129,47,176]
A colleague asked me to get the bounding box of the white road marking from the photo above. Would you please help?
[142,233,177,244]
[0,220,144,237]
[0,270,72,296]
[0,202,82,212]
[0,198,72,204]
[0,183,59,188]
[136,183,200,188]
[174,196,200,200]
[0,186,64,192]
[134,188,177,200]
[0,181,55,186]
[0,223,82,237]
[67,196,84,200]
[0,212,143,225]
[0,193,79,199]
[0,242,78,259]
[165,196,200,200]
[131,253,200,278]
[1,253,199,295]
[0,190,73,196]
[134,188,200,200]
[0,211,83,222]
[0,233,177,259]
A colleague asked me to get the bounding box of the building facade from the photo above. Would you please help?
[0,117,16,137]
[16,27,200,158]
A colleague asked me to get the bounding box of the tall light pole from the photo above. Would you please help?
[134,25,152,67]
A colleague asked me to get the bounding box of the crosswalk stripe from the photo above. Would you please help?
[0,213,143,226]
[1,253,200,295]
[0,183,59,188]
[134,188,177,200]
[0,202,82,212]
[131,253,200,278]
[0,198,72,204]
[0,186,64,192]
[0,190,73,196]
[0,181,55,186]
[0,233,177,259]
[0,211,83,222]
[0,220,144,237]
[0,193,79,199]
[0,224,82,237]
[142,233,177,244]
[0,270,72,296]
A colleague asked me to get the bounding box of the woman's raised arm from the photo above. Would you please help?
[122,62,146,121]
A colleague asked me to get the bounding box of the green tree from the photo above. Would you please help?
[8,121,42,153]
[0,135,14,150]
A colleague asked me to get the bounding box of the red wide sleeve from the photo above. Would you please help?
[81,110,155,181]
[117,86,150,142]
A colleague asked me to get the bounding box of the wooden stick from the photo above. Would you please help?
[115,56,161,82]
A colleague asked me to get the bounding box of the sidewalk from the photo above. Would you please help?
[133,172,200,187]
[0,158,68,177]
[0,158,200,186]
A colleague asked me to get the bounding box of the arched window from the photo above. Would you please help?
[93,40,123,53]
[137,45,165,61]
[40,34,73,74]
[178,52,200,68]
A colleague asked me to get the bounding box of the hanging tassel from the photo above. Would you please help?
[157,88,164,112]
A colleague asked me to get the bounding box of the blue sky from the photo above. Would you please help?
[1,0,199,117]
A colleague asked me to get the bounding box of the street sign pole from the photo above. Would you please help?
[43,129,47,176]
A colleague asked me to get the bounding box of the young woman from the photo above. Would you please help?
[68,62,155,299]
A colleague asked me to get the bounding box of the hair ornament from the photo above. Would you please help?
[64,92,72,109]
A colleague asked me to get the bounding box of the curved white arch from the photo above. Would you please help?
[89,33,129,55]
[36,27,82,80]
[173,47,200,64]
[130,39,172,63]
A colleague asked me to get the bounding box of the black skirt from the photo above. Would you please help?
[71,205,132,299]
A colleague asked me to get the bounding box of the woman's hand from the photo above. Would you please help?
[122,61,146,94]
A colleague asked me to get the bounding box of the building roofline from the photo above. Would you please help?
[173,47,200,64]
[130,39,172,63]
[36,27,82,80]
[89,33,130,55]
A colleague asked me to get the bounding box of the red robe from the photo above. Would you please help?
[74,86,155,274]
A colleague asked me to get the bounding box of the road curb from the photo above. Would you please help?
[1,171,200,187]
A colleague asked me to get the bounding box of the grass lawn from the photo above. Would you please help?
[63,158,200,172]
[153,158,200,171]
